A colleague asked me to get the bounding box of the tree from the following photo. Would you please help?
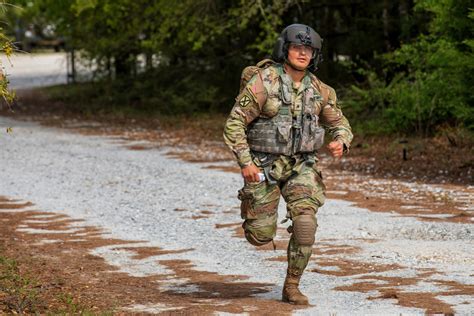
[0,1,16,111]
[346,0,473,135]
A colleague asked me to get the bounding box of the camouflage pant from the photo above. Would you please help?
[238,158,325,276]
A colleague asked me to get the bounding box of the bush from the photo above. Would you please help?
[344,0,473,136]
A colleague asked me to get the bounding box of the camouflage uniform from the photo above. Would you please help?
[223,63,352,278]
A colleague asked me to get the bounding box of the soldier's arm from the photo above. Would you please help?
[319,87,353,153]
[223,74,266,167]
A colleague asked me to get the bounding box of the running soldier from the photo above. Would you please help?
[223,24,353,305]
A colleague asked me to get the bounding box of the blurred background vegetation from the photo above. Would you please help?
[3,0,473,137]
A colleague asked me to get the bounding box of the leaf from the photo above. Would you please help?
[73,0,98,15]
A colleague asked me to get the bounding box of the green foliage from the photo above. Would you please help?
[0,2,16,126]
[345,0,473,136]
[388,37,473,133]
[46,64,231,117]
[17,0,301,117]
[21,0,296,76]
[415,0,472,42]
[7,0,473,135]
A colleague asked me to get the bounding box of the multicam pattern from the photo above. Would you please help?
[225,62,352,276]
[238,160,325,275]
[223,63,353,167]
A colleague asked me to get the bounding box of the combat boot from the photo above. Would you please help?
[282,271,309,305]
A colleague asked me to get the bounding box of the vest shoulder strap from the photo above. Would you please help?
[310,75,330,107]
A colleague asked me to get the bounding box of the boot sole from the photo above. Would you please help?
[282,295,309,305]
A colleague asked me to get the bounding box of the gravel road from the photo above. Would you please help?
[1,116,472,315]
[1,53,68,89]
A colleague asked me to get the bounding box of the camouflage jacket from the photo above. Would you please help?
[223,63,353,167]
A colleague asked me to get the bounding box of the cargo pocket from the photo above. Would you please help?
[238,188,257,220]
[312,167,326,206]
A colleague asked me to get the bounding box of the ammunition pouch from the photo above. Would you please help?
[247,69,325,157]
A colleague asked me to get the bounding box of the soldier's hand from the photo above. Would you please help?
[241,163,261,183]
[327,141,344,158]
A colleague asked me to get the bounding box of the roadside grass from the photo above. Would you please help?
[0,255,39,314]
[41,82,474,145]
[42,82,474,155]
[0,254,114,315]
[52,293,115,316]
[43,82,162,120]
[22,83,229,142]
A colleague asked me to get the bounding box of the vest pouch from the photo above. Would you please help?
[247,119,276,148]
[248,117,292,154]
[277,124,291,143]
[297,114,325,153]
[312,125,325,150]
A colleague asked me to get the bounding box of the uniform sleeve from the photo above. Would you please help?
[223,74,266,167]
[319,88,353,152]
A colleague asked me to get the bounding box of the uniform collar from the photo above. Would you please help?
[278,63,312,94]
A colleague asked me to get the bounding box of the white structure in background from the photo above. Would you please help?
[1,52,67,89]
[0,52,96,89]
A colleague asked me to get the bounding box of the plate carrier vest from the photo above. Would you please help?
[245,64,325,156]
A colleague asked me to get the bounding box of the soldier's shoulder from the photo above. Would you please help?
[309,73,337,100]
[262,63,281,76]
[255,62,280,85]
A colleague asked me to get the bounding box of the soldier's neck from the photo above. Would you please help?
[283,63,306,84]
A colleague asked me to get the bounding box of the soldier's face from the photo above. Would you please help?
[287,43,313,70]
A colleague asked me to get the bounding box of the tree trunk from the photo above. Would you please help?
[318,4,331,79]
[114,52,131,78]
[383,0,391,51]
[145,52,153,71]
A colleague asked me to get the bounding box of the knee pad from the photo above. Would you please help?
[242,220,275,246]
[244,230,272,246]
[292,215,317,246]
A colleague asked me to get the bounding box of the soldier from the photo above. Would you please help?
[223,24,353,305]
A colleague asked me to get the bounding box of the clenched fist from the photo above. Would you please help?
[327,141,344,158]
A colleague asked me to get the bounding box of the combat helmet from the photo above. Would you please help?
[272,24,323,71]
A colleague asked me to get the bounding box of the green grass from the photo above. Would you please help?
[0,255,40,314]
[0,254,115,315]
[44,82,163,119]
[51,293,115,316]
